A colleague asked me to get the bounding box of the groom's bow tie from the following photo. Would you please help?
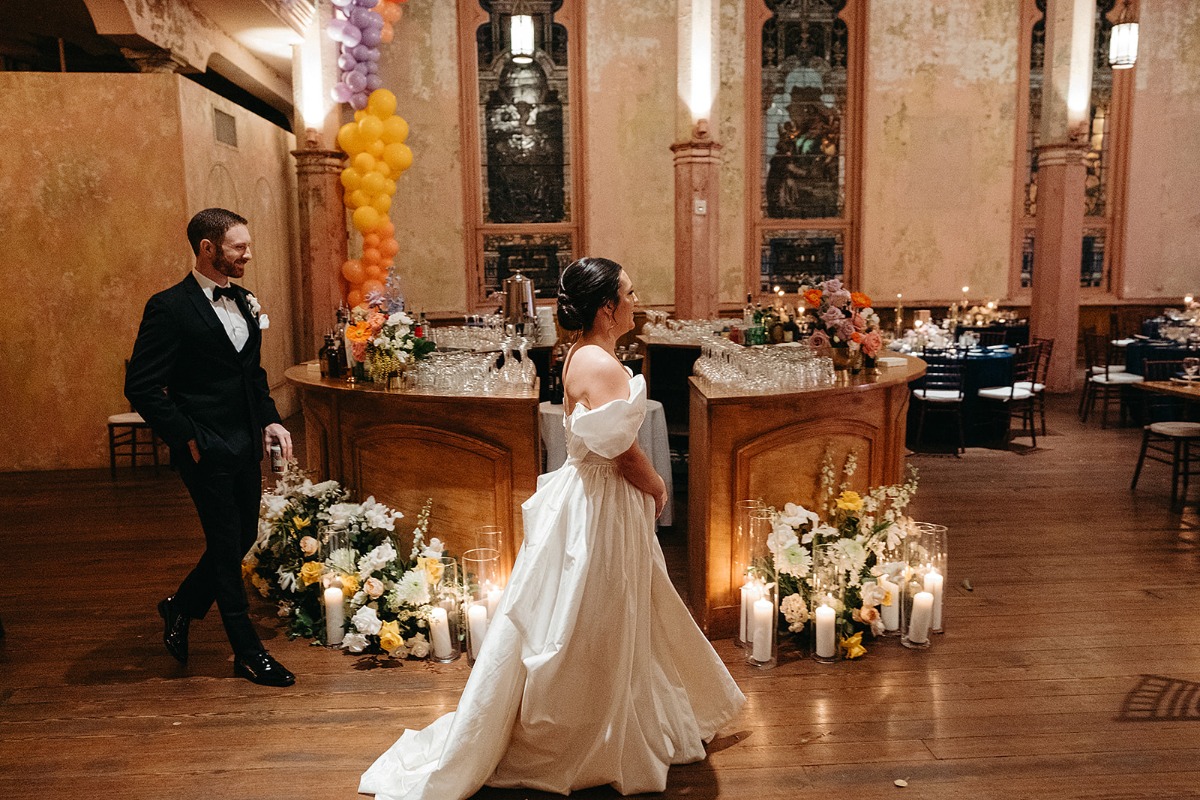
[212,285,239,303]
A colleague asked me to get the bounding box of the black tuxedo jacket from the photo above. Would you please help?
[125,273,281,464]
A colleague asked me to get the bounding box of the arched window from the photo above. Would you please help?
[747,0,864,295]
[1012,0,1133,295]
[458,0,583,309]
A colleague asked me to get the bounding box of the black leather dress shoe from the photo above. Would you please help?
[157,596,190,665]
[234,650,295,687]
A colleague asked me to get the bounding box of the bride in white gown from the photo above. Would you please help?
[360,257,745,799]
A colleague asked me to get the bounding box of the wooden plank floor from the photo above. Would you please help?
[3,392,1200,799]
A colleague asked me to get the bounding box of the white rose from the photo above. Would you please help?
[299,536,319,556]
[407,634,430,659]
[779,502,819,528]
[341,633,369,653]
[351,605,382,635]
[364,577,385,599]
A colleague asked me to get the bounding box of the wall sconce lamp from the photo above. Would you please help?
[1108,0,1139,70]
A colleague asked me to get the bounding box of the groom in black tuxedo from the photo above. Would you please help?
[126,207,295,687]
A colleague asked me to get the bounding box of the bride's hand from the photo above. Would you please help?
[653,479,668,519]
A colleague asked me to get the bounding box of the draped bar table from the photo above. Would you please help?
[285,364,541,572]
[687,355,926,637]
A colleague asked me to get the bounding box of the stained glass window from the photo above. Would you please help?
[482,232,573,297]
[760,0,849,220]
[1020,230,1106,289]
[760,229,844,293]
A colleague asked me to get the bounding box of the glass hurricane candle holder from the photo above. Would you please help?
[746,579,778,668]
[914,522,948,633]
[733,500,768,649]
[321,572,345,647]
[461,547,501,665]
[428,557,461,663]
[810,542,844,663]
[901,526,937,649]
[876,544,905,637]
[475,525,507,583]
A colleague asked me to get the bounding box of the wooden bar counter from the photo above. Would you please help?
[285,364,540,568]
[688,355,925,637]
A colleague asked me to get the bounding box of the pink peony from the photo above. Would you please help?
[861,331,883,357]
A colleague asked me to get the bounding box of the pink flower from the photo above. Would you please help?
[352,341,367,361]
[809,330,830,348]
[851,312,867,331]
[861,331,883,357]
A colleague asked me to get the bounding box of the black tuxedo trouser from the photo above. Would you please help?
[174,455,263,656]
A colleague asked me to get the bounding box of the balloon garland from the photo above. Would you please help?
[326,0,412,307]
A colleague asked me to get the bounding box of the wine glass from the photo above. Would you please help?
[1183,357,1200,381]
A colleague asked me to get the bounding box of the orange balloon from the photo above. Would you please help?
[362,246,382,266]
[380,237,400,258]
[380,3,401,23]
[341,259,365,284]
[363,232,381,249]
[361,278,385,297]
[365,264,386,281]
[380,24,394,44]
[376,219,396,238]
[381,116,409,145]
[347,289,365,308]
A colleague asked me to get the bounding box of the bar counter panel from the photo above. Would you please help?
[285,365,541,569]
[688,356,925,637]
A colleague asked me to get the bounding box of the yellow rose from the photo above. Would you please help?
[340,574,359,596]
[292,515,311,530]
[418,557,444,586]
[241,557,257,580]
[840,631,867,659]
[378,620,403,653]
[300,560,324,586]
[835,490,863,512]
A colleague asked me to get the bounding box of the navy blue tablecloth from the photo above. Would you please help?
[908,349,1014,446]
[1123,341,1196,375]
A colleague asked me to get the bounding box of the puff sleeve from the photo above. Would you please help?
[569,375,647,459]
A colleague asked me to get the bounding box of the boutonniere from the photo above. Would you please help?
[246,293,270,329]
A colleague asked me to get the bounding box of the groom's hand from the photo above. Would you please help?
[264,423,293,461]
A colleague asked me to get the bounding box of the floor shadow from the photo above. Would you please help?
[1118,674,1200,721]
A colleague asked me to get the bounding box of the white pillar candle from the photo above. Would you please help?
[908,591,934,644]
[467,602,489,659]
[924,569,944,631]
[879,576,900,631]
[430,607,453,659]
[815,604,836,658]
[739,580,760,643]
[486,587,502,620]
[751,597,774,663]
[323,585,345,646]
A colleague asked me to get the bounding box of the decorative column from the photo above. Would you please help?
[292,130,348,359]
[1031,0,1097,392]
[671,121,722,319]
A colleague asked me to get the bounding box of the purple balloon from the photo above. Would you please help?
[331,82,353,103]
[364,60,378,75]
[342,23,362,47]
[360,27,382,48]
[364,11,384,29]
[366,46,381,61]
[349,8,373,28]
[365,74,383,92]
[345,70,368,93]
[352,60,370,75]
[354,0,378,7]
[351,92,369,111]
[351,43,373,62]
[337,52,358,71]
[325,19,346,42]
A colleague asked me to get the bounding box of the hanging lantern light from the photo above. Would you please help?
[1108,0,1139,70]
[511,5,535,65]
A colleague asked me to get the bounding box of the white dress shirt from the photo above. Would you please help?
[192,269,250,352]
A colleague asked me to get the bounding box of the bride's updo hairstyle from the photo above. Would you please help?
[556,257,622,332]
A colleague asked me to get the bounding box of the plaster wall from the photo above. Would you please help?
[1122,0,1200,299]
[176,77,301,420]
[717,0,747,305]
[861,0,1020,304]
[584,0,677,306]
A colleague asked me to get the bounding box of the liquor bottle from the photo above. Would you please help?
[414,311,425,339]
[318,335,332,378]
[743,294,755,327]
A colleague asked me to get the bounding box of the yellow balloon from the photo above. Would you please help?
[367,89,398,119]
[382,142,414,174]
[381,116,409,145]
[340,168,363,191]
[371,193,392,214]
[383,178,396,195]
[358,114,384,142]
[367,139,385,158]
[337,122,363,155]
[374,160,392,177]
[361,171,386,196]
[354,109,367,122]
[352,152,377,174]
[348,189,370,209]
[352,205,381,233]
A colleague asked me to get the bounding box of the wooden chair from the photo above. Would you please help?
[1019,337,1054,436]
[977,329,1008,348]
[1079,332,1143,428]
[1131,359,1200,511]
[912,351,967,456]
[978,343,1040,448]
[108,361,163,479]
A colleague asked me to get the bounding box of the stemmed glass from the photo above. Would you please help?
[1183,357,1200,381]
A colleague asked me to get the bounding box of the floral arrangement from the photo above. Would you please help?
[247,467,459,658]
[766,453,919,658]
[802,278,883,359]
[345,295,435,382]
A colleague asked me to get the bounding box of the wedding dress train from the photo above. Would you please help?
[359,373,745,799]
